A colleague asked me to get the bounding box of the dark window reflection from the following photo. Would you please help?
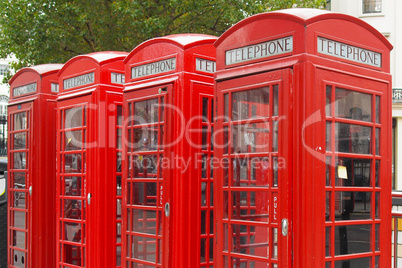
[335,225,371,255]
[335,123,371,154]
[335,158,371,187]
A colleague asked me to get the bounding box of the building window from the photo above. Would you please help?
[363,0,382,14]
[0,65,8,76]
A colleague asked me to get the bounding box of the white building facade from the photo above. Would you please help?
[330,0,402,189]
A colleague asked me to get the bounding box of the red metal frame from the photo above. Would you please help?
[122,34,217,268]
[8,64,63,268]
[56,52,127,268]
[214,8,392,267]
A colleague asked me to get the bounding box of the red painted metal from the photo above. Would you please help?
[56,51,127,268]
[214,8,393,268]
[8,64,63,268]
[122,34,216,268]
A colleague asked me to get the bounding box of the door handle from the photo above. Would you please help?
[164,202,170,217]
[29,186,32,196]
[87,193,92,205]
[282,218,289,237]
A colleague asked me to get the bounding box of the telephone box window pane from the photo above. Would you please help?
[13,211,26,229]
[12,192,26,208]
[230,224,269,258]
[134,98,159,125]
[132,155,158,178]
[273,84,279,116]
[335,88,372,122]
[335,257,371,267]
[117,105,123,126]
[232,158,247,187]
[335,158,371,187]
[202,98,209,122]
[376,128,380,155]
[64,154,82,173]
[326,122,331,152]
[224,94,229,122]
[13,172,25,188]
[132,236,157,262]
[14,112,27,130]
[326,85,332,116]
[326,192,331,221]
[13,133,26,150]
[132,210,157,235]
[13,152,26,169]
[376,96,381,123]
[63,245,82,265]
[273,157,278,187]
[64,107,83,128]
[232,123,270,153]
[232,191,269,222]
[272,120,278,152]
[334,192,371,221]
[375,224,380,251]
[325,227,331,256]
[375,160,380,187]
[250,157,270,187]
[335,123,371,154]
[132,182,157,206]
[13,231,25,249]
[375,192,380,219]
[64,177,81,196]
[132,127,158,151]
[64,222,82,242]
[326,157,331,186]
[64,200,82,220]
[334,224,371,255]
[65,130,82,151]
[232,87,269,121]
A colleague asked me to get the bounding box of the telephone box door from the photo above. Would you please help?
[56,96,90,267]
[124,84,172,267]
[8,102,32,268]
[215,69,292,267]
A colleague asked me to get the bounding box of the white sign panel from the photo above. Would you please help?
[225,36,293,65]
[131,57,176,79]
[111,72,125,84]
[64,72,95,90]
[13,82,37,97]
[317,36,381,68]
[196,58,216,73]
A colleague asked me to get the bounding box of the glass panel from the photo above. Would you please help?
[335,225,371,255]
[376,95,380,123]
[232,191,269,222]
[273,85,279,116]
[325,226,331,256]
[64,199,82,220]
[230,224,269,258]
[326,157,331,186]
[232,123,270,153]
[64,222,82,242]
[376,128,380,155]
[13,152,26,169]
[64,107,83,129]
[202,98,209,122]
[375,224,380,251]
[13,133,26,150]
[14,112,27,130]
[334,192,371,221]
[134,98,159,125]
[65,130,82,151]
[375,192,380,219]
[64,177,82,196]
[375,160,380,187]
[13,211,26,229]
[131,236,157,262]
[272,120,278,152]
[13,172,25,188]
[132,126,158,151]
[250,158,270,187]
[273,157,278,187]
[335,158,371,187]
[117,105,123,126]
[335,123,371,154]
[132,155,158,178]
[326,192,331,221]
[232,87,270,121]
[272,227,278,259]
[132,182,157,207]
[64,154,82,173]
[335,88,372,122]
[335,257,371,267]
[326,85,332,116]
[224,94,229,122]
[13,231,25,249]
[132,210,157,235]
[12,192,26,208]
[326,122,331,151]
[63,244,82,265]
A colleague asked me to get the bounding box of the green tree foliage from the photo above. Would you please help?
[0,0,327,73]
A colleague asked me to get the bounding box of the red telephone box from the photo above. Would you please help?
[56,51,127,268]
[8,64,63,268]
[122,34,216,268]
[214,8,392,267]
